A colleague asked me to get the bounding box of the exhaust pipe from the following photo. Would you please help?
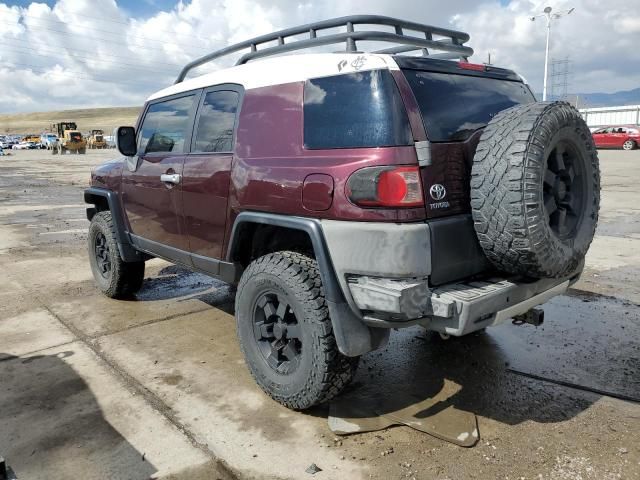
[513,307,544,327]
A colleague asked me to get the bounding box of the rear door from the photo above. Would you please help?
[122,92,200,254]
[182,85,242,262]
[400,66,535,218]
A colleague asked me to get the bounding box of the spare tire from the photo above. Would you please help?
[470,101,600,278]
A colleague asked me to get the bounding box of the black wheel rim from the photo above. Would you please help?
[94,232,112,278]
[252,292,302,374]
[543,140,586,240]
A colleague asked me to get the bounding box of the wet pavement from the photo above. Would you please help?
[0,149,639,479]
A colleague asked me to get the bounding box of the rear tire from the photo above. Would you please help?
[88,211,145,298]
[471,102,600,278]
[235,251,359,410]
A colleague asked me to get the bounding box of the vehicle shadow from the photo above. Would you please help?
[0,351,157,479]
[127,267,631,443]
[308,326,603,439]
[132,264,236,313]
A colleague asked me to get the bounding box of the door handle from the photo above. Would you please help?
[160,173,181,185]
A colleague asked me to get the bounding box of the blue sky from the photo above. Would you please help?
[7,0,178,17]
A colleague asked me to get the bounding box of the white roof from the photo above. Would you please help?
[148,53,399,101]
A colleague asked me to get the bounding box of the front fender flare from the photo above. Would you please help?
[84,187,142,262]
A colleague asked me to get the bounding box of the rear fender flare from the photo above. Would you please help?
[227,212,389,357]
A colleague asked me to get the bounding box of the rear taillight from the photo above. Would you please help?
[458,61,486,72]
[346,166,424,208]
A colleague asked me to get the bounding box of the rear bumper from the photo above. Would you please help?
[320,216,581,336]
[354,274,576,335]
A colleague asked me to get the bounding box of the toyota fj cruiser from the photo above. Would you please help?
[85,16,600,409]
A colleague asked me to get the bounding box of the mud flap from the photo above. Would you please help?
[327,300,389,357]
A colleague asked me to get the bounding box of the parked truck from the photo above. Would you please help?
[52,122,86,154]
[40,132,59,150]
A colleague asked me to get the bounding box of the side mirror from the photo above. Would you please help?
[115,126,137,157]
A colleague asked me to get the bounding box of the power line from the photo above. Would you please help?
[0,38,185,68]
[0,19,212,54]
[8,14,214,52]
[14,9,218,44]
[0,61,169,88]
[1,44,179,76]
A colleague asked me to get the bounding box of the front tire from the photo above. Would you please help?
[623,140,636,151]
[235,251,359,410]
[88,211,145,298]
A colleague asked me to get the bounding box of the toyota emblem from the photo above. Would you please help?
[429,184,446,201]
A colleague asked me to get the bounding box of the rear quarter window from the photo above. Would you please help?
[303,69,413,149]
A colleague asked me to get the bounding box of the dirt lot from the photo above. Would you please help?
[1,148,639,480]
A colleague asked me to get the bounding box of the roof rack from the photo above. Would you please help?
[175,15,473,84]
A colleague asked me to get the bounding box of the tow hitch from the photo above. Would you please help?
[512,307,544,326]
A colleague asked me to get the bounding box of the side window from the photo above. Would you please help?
[193,90,240,153]
[138,95,195,154]
[303,69,413,149]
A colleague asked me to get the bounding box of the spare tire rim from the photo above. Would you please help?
[252,292,302,374]
[543,140,586,241]
[94,232,112,278]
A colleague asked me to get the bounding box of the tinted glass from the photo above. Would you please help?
[193,90,239,152]
[138,95,194,154]
[304,70,413,149]
[403,70,535,142]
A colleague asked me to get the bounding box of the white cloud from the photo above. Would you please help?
[0,0,637,113]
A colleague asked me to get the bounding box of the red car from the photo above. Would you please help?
[592,125,640,150]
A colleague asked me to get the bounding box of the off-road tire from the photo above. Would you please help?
[88,211,145,298]
[623,140,636,151]
[471,102,600,278]
[235,251,359,410]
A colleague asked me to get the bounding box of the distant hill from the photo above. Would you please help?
[575,88,640,108]
[0,106,141,135]
[536,87,640,108]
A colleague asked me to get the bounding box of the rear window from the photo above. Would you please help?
[303,69,413,149]
[403,70,535,142]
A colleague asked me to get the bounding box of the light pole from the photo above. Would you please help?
[531,6,574,101]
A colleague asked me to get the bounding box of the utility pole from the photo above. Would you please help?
[531,6,574,101]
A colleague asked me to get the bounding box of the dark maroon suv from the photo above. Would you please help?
[85,16,600,409]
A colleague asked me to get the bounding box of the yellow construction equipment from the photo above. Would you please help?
[52,122,86,155]
[87,129,108,149]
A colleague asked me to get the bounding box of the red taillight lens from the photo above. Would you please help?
[347,166,424,208]
[458,61,486,72]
